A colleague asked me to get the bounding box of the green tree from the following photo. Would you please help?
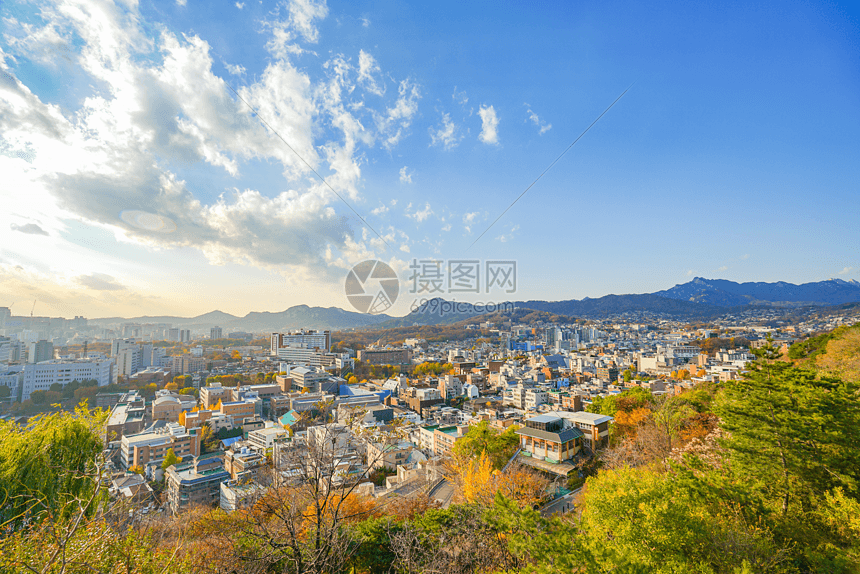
[451,420,520,469]
[715,344,860,517]
[161,448,182,470]
[0,405,107,528]
[0,386,10,399]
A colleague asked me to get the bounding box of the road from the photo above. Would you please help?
[429,478,455,508]
[540,487,582,517]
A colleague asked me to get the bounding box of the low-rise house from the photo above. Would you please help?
[516,414,583,464]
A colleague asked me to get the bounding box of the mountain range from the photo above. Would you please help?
[88,277,860,331]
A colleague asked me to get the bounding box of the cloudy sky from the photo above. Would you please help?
[1,0,858,319]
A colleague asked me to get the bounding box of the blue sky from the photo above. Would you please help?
[1,0,858,318]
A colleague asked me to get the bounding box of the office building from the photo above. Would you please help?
[21,359,113,401]
[210,326,223,340]
[270,330,331,355]
[28,340,54,363]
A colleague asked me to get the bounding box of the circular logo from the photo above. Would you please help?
[345,260,399,314]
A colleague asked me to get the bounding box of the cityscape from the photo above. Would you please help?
[2,0,859,572]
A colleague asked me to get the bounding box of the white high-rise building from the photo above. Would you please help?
[270,330,331,355]
[28,340,54,363]
[21,359,114,401]
[116,346,142,377]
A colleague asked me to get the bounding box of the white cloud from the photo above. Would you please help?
[375,78,420,149]
[360,16,370,27]
[837,266,854,275]
[406,202,433,223]
[463,211,479,233]
[686,269,695,276]
[283,0,329,43]
[371,204,389,216]
[495,224,519,243]
[357,50,384,96]
[235,1,245,8]
[525,105,551,134]
[176,0,187,6]
[717,265,728,272]
[452,86,468,105]
[225,62,246,75]
[0,0,424,289]
[429,112,461,150]
[441,224,451,232]
[478,104,499,144]
[399,166,412,184]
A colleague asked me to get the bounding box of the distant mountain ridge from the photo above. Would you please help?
[655,277,860,307]
[88,278,860,330]
[91,305,392,332]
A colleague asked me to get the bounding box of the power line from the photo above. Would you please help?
[467,84,634,251]
[223,82,391,251]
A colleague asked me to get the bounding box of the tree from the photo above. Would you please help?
[0,405,107,528]
[199,423,217,454]
[29,389,48,404]
[162,448,182,470]
[196,401,404,573]
[0,385,10,399]
[715,343,860,518]
[179,386,198,397]
[348,375,358,385]
[450,420,520,469]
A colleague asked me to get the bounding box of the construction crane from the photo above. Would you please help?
[30,299,37,318]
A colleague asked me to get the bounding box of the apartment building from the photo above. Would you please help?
[357,347,412,366]
[200,382,231,409]
[223,447,266,481]
[366,440,414,470]
[432,425,467,457]
[106,391,147,441]
[247,427,287,454]
[166,454,230,514]
[525,388,548,410]
[120,423,201,469]
[271,330,331,354]
[20,359,113,401]
[152,395,195,423]
[403,386,443,416]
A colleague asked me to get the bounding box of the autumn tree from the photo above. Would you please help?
[162,448,182,470]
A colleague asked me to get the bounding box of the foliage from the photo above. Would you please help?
[715,345,860,517]
[368,465,396,486]
[413,361,452,377]
[693,336,752,356]
[815,326,860,382]
[162,448,182,470]
[787,327,848,360]
[451,420,520,469]
[0,405,106,528]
